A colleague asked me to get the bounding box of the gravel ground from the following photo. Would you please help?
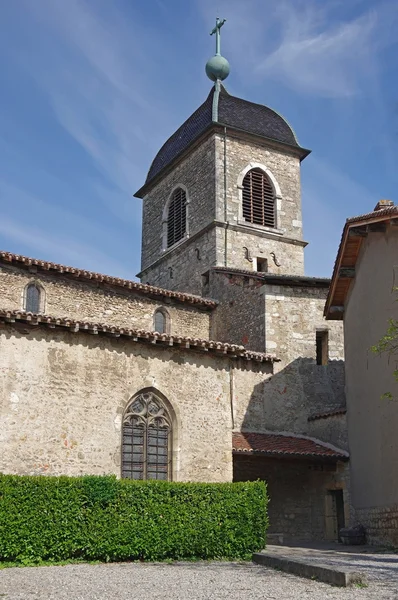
[1,561,398,600]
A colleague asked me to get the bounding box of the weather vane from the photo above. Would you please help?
[205,17,230,82]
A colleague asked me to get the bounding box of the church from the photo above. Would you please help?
[0,20,348,542]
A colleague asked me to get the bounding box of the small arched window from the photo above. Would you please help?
[122,390,173,480]
[24,282,43,313]
[242,168,276,228]
[167,187,187,248]
[154,308,170,334]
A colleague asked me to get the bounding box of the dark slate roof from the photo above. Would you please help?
[144,90,213,187]
[136,85,309,195]
[218,90,299,147]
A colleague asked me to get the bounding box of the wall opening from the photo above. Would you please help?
[242,168,276,228]
[256,257,268,273]
[325,489,345,541]
[153,308,170,334]
[201,272,210,296]
[167,187,187,248]
[316,330,329,365]
[23,281,45,314]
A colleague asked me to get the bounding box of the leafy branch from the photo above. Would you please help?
[371,318,398,400]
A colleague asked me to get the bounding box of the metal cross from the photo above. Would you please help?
[210,17,226,56]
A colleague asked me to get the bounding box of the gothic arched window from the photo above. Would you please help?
[122,391,173,480]
[24,282,43,313]
[154,308,170,334]
[242,168,276,228]
[167,187,187,248]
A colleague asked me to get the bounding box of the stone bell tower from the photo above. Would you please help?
[134,19,310,296]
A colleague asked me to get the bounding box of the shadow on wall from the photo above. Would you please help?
[239,357,346,448]
[235,357,348,542]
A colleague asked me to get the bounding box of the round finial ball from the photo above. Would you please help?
[205,54,230,81]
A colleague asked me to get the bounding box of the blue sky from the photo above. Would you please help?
[1,0,397,280]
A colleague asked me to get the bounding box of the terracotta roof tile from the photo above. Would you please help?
[232,432,348,459]
[0,251,216,309]
[308,408,347,422]
[211,267,330,288]
[346,205,398,224]
[0,309,278,364]
[325,204,398,318]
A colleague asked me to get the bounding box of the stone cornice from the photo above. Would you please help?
[0,251,216,310]
[0,309,279,364]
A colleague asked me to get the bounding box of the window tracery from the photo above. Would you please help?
[122,391,172,481]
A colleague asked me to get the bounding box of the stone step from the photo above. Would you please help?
[253,549,367,587]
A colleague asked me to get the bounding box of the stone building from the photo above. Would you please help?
[325,200,398,546]
[0,27,349,542]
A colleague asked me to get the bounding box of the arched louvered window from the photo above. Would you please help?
[25,283,42,313]
[242,168,276,228]
[167,187,187,248]
[122,391,172,480]
[154,308,170,334]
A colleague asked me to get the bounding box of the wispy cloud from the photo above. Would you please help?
[257,10,376,97]
[0,216,128,277]
[0,180,134,277]
[21,0,173,199]
[1,0,397,282]
[302,155,379,275]
[199,0,396,99]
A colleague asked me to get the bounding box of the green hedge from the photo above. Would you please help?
[0,475,267,564]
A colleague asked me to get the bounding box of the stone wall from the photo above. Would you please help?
[306,413,348,453]
[234,455,350,541]
[258,283,346,444]
[207,271,347,449]
[139,129,306,295]
[140,227,218,297]
[140,134,216,271]
[215,134,303,239]
[221,227,305,276]
[0,264,211,339]
[214,133,305,275]
[209,270,266,352]
[354,505,398,547]
[0,323,271,481]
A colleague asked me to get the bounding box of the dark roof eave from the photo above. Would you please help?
[218,121,311,162]
[324,205,398,318]
[0,309,279,363]
[232,449,348,461]
[134,123,311,199]
[211,266,330,288]
[0,251,217,309]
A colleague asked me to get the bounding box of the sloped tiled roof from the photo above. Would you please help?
[232,432,348,460]
[308,408,347,422]
[0,251,216,309]
[211,266,330,288]
[324,204,398,319]
[136,86,310,194]
[0,309,278,363]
